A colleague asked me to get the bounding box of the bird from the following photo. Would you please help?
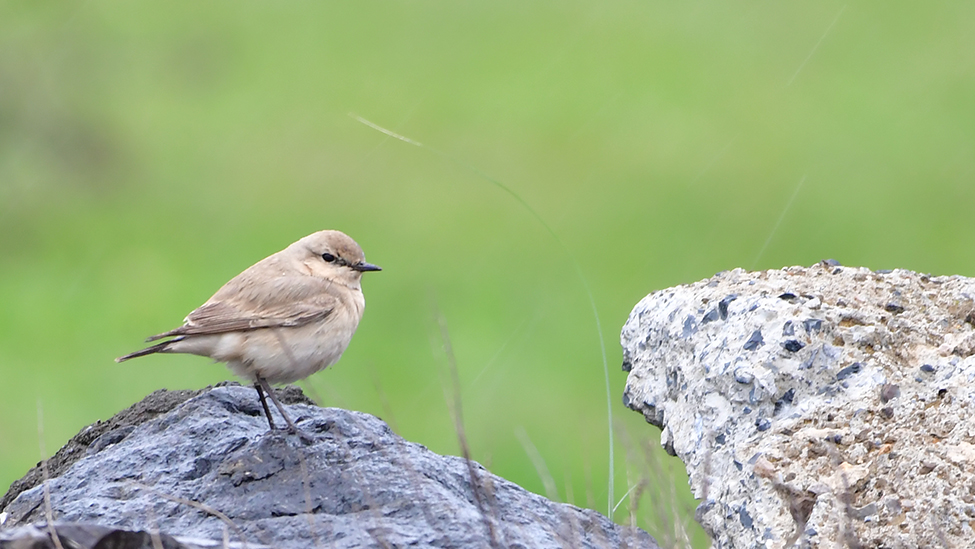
[116,230,381,433]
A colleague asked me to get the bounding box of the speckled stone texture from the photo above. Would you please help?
[621,262,975,548]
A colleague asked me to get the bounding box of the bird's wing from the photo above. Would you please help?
[146,276,338,341]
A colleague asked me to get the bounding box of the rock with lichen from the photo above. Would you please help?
[622,262,975,548]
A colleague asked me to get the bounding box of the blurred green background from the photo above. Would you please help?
[2,1,974,546]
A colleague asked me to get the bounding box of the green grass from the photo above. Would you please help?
[2,2,974,546]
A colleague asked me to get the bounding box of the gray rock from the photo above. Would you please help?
[0,522,245,549]
[621,262,975,548]
[2,385,655,549]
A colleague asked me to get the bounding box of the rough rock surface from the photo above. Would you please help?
[2,385,654,549]
[621,262,975,548]
[0,522,258,549]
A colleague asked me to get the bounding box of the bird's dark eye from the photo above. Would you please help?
[322,252,336,263]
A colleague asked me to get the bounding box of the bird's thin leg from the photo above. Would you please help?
[256,376,299,434]
[254,382,277,430]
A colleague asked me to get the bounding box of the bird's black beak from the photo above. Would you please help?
[353,262,382,272]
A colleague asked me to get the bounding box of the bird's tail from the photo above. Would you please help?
[115,337,183,363]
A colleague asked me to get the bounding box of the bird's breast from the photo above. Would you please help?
[234,312,360,384]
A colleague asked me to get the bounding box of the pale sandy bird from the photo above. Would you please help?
[117,230,381,433]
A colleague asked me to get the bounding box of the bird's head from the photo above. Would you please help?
[291,230,381,288]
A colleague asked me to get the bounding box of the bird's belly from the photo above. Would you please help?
[226,323,356,385]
